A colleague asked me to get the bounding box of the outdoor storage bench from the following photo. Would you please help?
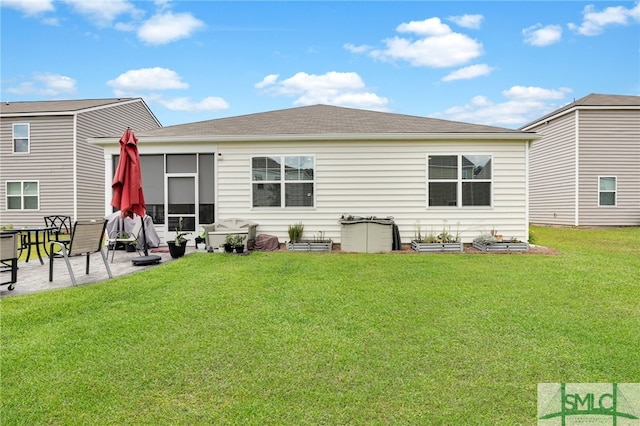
[202,219,258,249]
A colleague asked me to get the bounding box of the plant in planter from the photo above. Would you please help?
[167,217,190,258]
[286,222,333,252]
[473,231,529,252]
[411,221,463,253]
[224,234,235,253]
[232,234,246,253]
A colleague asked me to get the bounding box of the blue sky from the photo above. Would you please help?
[1,1,639,128]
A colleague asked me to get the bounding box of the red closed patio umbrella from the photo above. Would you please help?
[111,128,161,266]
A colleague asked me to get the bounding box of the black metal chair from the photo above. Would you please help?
[49,219,112,286]
[44,215,73,249]
[1,230,19,290]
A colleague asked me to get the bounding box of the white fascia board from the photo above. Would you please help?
[90,132,539,146]
[521,105,640,131]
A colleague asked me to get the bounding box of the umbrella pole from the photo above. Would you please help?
[141,215,149,256]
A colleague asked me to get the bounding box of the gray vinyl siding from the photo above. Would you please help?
[0,115,75,227]
[214,139,529,244]
[577,109,640,226]
[528,113,577,225]
[75,101,161,221]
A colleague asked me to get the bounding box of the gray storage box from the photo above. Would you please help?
[339,216,394,253]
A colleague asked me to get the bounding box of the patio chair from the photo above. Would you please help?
[49,219,112,286]
[105,216,143,263]
[44,215,72,249]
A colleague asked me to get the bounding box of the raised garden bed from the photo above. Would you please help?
[286,241,333,252]
[411,240,463,253]
[472,241,530,252]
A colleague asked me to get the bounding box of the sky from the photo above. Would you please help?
[1,1,639,129]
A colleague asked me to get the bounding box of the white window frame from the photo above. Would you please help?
[598,176,617,207]
[251,155,316,209]
[426,154,493,208]
[5,180,40,210]
[12,123,30,154]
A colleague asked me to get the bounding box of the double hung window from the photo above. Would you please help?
[428,155,492,207]
[13,123,30,153]
[252,156,315,208]
[6,181,39,210]
[598,176,616,206]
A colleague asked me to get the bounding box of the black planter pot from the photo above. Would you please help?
[234,245,245,254]
[167,240,188,258]
[224,243,234,253]
[126,244,137,252]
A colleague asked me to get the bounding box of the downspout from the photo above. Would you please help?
[525,140,530,242]
[574,110,580,226]
[72,114,78,221]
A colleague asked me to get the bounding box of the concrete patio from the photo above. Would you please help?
[1,246,195,298]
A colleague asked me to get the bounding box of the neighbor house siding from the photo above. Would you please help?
[528,113,577,225]
[0,115,75,227]
[75,101,161,221]
[214,139,529,244]
[577,109,640,225]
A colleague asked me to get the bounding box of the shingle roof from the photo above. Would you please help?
[0,98,139,115]
[520,93,640,129]
[136,104,523,138]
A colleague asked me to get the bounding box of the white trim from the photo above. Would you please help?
[72,114,78,221]
[574,110,580,226]
[521,104,640,131]
[90,132,539,146]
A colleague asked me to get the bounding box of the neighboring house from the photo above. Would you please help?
[521,93,640,226]
[0,98,161,227]
[92,104,538,246]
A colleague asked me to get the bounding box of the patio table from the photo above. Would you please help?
[14,226,56,265]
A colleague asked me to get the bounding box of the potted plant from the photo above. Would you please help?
[224,234,235,253]
[167,217,190,258]
[232,234,246,254]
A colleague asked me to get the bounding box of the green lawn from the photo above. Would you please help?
[2,226,639,424]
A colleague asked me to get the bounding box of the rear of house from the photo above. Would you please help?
[0,98,161,227]
[92,105,537,246]
[522,93,640,226]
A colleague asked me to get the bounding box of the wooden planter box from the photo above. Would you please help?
[472,241,529,252]
[411,240,463,253]
[286,241,333,252]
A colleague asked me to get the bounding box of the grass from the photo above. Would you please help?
[2,226,639,424]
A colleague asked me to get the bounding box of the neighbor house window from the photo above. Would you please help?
[428,155,492,207]
[252,155,315,208]
[6,181,39,210]
[12,123,30,153]
[598,176,616,206]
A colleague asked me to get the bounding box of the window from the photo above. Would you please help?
[12,123,30,153]
[252,155,315,208]
[428,155,492,207]
[598,176,616,206]
[6,181,39,210]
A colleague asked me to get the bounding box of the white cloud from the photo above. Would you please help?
[523,24,563,46]
[568,3,640,36]
[137,11,205,45]
[107,67,189,95]
[369,17,483,68]
[255,71,389,111]
[343,43,373,54]
[442,64,494,82]
[157,96,229,112]
[254,74,279,89]
[62,0,139,27]
[397,17,452,36]
[448,14,484,29]
[5,72,77,96]
[1,0,54,15]
[431,86,573,127]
